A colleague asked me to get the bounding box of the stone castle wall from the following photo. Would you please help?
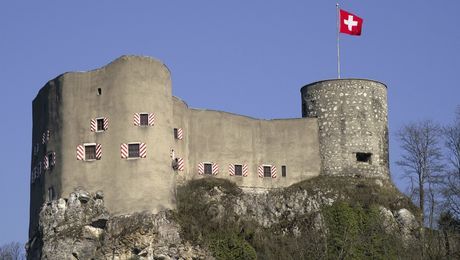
[301,79,389,178]
[30,56,390,241]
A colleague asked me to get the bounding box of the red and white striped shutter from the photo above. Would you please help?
[258,165,264,178]
[177,128,183,140]
[134,113,140,126]
[139,143,147,158]
[51,152,56,167]
[43,155,49,170]
[96,144,102,160]
[198,162,204,175]
[90,119,96,132]
[148,113,155,126]
[212,163,219,175]
[229,164,235,176]
[243,164,248,177]
[76,145,84,160]
[42,130,50,144]
[103,117,109,130]
[120,143,128,159]
[271,165,277,178]
[177,158,185,171]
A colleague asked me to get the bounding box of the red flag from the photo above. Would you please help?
[339,9,363,36]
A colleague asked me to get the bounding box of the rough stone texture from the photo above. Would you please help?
[27,188,212,260]
[301,79,389,178]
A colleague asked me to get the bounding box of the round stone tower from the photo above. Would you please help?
[300,79,389,178]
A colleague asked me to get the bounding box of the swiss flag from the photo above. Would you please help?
[340,9,363,36]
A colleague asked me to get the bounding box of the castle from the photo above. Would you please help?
[29,55,389,238]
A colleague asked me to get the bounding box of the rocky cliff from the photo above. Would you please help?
[27,176,420,259]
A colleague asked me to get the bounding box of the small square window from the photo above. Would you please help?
[129,143,140,158]
[174,128,179,139]
[356,153,372,163]
[97,88,102,95]
[140,114,149,126]
[96,118,104,131]
[85,145,96,160]
[204,163,212,175]
[48,153,54,169]
[263,166,272,178]
[282,165,286,177]
[234,165,243,176]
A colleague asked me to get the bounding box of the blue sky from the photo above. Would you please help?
[1,1,459,245]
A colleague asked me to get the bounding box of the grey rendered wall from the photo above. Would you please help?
[30,56,178,240]
[301,79,389,178]
[174,107,321,188]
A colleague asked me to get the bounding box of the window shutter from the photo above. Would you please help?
[76,145,84,160]
[103,117,109,130]
[177,158,184,171]
[42,130,50,144]
[121,143,128,159]
[271,165,277,178]
[177,128,183,140]
[212,163,219,175]
[139,143,147,158]
[96,144,102,160]
[148,113,155,126]
[198,162,204,175]
[243,164,248,177]
[51,152,56,166]
[90,119,96,132]
[258,165,264,178]
[43,155,49,170]
[134,113,140,126]
[228,164,235,176]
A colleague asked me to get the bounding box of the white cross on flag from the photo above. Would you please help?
[340,9,363,36]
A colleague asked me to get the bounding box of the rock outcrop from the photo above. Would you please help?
[27,188,212,260]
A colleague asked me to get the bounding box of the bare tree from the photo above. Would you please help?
[0,242,25,260]
[442,107,460,217]
[396,120,444,225]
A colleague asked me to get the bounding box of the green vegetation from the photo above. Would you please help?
[175,177,420,259]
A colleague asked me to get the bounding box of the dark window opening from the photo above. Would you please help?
[97,88,102,95]
[263,166,272,177]
[234,165,243,176]
[97,118,104,131]
[172,158,179,170]
[48,187,55,201]
[174,128,179,139]
[128,144,140,158]
[282,165,286,177]
[140,113,149,126]
[356,152,372,163]
[85,145,96,160]
[48,153,54,169]
[204,163,212,175]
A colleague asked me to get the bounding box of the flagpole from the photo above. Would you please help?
[336,3,341,79]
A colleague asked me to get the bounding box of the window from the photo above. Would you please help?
[174,128,179,139]
[282,165,287,177]
[97,88,102,95]
[48,153,55,170]
[234,165,243,176]
[140,113,149,126]
[263,166,272,177]
[85,145,96,160]
[97,118,104,131]
[48,187,55,201]
[204,163,212,175]
[356,152,372,163]
[129,143,140,158]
